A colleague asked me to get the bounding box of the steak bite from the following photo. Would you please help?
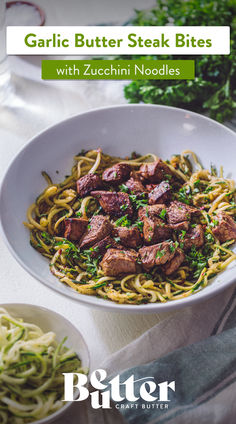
[167,201,199,225]
[169,221,190,232]
[139,241,176,271]
[79,215,113,249]
[138,204,166,221]
[139,159,174,183]
[115,226,142,249]
[101,248,139,276]
[102,163,131,185]
[212,212,236,243]
[64,218,88,242]
[143,216,172,244]
[179,224,204,251]
[91,191,133,218]
[125,171,147,195]
[162,248,185,276]
[89,236,122,259]
[77,173,103,197]
[148,181,172,205]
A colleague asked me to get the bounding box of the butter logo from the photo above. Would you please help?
[63,369,175,409]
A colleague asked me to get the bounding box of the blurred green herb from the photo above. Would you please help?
[122,0,236,123]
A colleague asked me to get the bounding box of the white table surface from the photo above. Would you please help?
[0,0,172,372]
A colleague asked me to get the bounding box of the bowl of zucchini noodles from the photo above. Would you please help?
[0,303,90,424]
[0,105,235,313]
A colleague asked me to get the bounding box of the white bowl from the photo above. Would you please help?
[0,303,90,424]
[0,105,236,313]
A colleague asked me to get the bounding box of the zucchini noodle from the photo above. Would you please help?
[24,149,236,305]
[0,308,87,423]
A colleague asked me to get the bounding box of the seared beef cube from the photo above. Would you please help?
[212,212,236,243]
[139,241,176,271]
[102,163,131,185]
[143,216,171,244]
[90,236,122,259]
[162,248,185,275]
[169,221,190,232]
[64,218,88,242]
[116,226,142,249]
[139,159,174,183]
[91,191,133,218]
[179,224,204,251]
[80,215,113,249]
[138,204,166,221]
[148,181,172,205]
[101,248,138,276]
[167,201,199,225]
[125,171,146,195]
[77,173,103,197]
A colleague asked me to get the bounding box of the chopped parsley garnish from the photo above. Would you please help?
[133,219,144,231]
[114,214,132,227]
[159,209,167,220]
[41,232,53,245]
[55,239,80,262]
[204,186,214,193]
[169,243,176,253]
[119,184,129,193]
[186,246,209,279]
[177,186,192,205]
[30,240,42,249]
[194,179,200,188]
[205,232,215,243]
[129,193,148,210]
[180,230,187,240]
[156,249,165,258]
[75,211,82,217]
[91,282,107,289]
[120,204,128,211]
[82,248,101,276]
[71,280,87,285]
[210,219,219,228]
